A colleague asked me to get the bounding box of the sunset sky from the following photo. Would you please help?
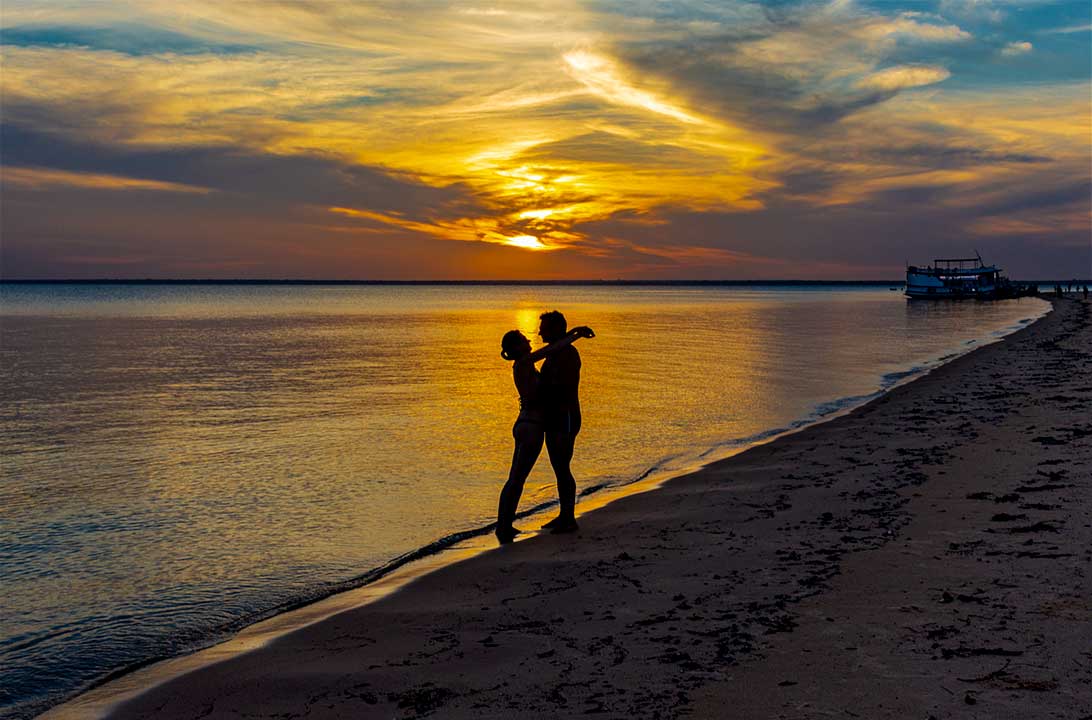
[1,0,1089,280]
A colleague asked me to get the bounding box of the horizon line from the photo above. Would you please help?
[1,278,1083,286]
[3,278,911,286]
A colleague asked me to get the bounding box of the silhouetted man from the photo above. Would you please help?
[538,310,581,534]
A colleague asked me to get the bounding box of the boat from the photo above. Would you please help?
[904,254,1036,300]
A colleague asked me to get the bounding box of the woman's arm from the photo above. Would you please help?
[521,326,594,363]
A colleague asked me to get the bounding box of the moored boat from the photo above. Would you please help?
[905,255,1036,299]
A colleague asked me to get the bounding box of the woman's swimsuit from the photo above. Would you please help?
[512,360,546,426]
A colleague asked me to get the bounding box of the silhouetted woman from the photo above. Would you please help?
[496,325,594,543]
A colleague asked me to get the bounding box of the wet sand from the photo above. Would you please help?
[105,297,1090,719]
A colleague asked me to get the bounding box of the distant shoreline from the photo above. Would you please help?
[4,278,1083,287]
[2,278,909,286]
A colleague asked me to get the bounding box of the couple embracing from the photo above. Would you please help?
[495,310,594,544]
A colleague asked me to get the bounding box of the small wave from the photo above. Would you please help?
[879,367,924,387]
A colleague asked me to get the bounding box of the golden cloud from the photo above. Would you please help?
[856,65,951,91]
[2,166,212,193]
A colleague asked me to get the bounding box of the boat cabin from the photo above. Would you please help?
[905,257,1001,299]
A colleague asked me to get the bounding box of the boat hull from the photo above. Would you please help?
[905,288,996,299]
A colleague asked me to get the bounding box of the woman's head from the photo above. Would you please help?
[500,330,531,361]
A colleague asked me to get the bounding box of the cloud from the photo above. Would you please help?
[598,4,973,137]
[856,65,951,91]
[0,0,1088,279]
[1000,41,1033,56]
[1040,23,1092,35]
[0,121,481,219]
[562,49,706,125]
[327,205,565,250]
[857,15,972,44]
[1,166,211,193]
[0,23,259,55]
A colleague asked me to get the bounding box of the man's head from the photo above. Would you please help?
[538,310,567,343]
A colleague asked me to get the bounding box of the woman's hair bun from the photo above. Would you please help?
[500,329,525,360]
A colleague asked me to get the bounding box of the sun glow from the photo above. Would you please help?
[517,208,555,220]
[505,234,549,250]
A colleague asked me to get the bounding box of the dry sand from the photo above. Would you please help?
[106,297,1090,720]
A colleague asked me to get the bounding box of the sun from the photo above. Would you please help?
[505,234,549,250]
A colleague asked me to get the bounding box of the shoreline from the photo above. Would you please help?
[95,295,1086,718]
[691,295,1092,718]
[34,298,1059,720]
[28,373,889,720]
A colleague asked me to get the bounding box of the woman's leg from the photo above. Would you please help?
[496,422,544,539]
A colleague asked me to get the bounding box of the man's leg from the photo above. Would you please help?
[544,428,578,532]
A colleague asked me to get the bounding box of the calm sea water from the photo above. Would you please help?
[0,284,1048,718]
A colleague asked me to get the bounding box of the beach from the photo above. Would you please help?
[73,297,1091,718]
[9,283,1049,718]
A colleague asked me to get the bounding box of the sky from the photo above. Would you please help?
[1,0,1089,280]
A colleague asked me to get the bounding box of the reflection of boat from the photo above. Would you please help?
[905,254,1036,300]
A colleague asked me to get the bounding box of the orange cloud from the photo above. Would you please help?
[2,166,211,193]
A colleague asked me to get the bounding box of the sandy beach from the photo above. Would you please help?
[99,296,1089,720]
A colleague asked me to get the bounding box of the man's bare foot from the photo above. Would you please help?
[540,515,564,530]
[548,518,579,534]
[495,526,521,544]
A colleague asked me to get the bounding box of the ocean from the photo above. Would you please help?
[0,283,1049,718]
